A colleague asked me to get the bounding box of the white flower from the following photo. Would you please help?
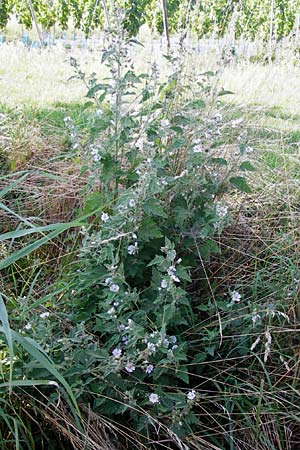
[40,312,50,319]
[64,116,72,124]
[105,277,112,285]
[128,242,138,255]
[108,307,115,315]
[125,362,135,373]
[128,199,136,207]
[161,119,169,127]
[193,145,203,153]
[101,212,109,222]
[121,335,128,344]
[231,118,243,128]
[112,348,122,359]
[167,266,176,276]
[167,266,180,282]
[150,331,158,338]
[145,364,154,374]
[252,313,261,324]
[93,153,101,162]
[163,339,170,348]
[118,324,126,332]
[187,390,196,401]
[214,113,222,122]
[136,138,145,149]
[245,145,253,153]
[110,284,120,293]
[127,319,133,328]
[216,203,228,218]
[172,344,178,350]
[169,335,177,344]
[110,93,117,104]
[205,130,212,139]
[161,279,168,289]
[231,291,241,303]
[149,393,160,404]
[24,323,32,330]
[80,226,87,235]
[147,342,156,353]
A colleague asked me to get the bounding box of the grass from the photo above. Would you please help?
[1,39,300,449]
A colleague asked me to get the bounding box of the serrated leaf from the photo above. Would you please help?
[175,366,189,384]
[229,176,251,193]
[147,255,165,267]
[143,198,168,218]
[83,192,104,215]
[139,218,163,242]
[191,352,207,364]
[163,304,176,323]
[86,83,108,98]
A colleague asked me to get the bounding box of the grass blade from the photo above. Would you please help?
[0,225,76,270]
[0,295,14,393]
[0,326,81,418]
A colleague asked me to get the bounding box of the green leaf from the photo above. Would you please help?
[147,255,165,267]
[175,366,189,384]
[210,157,227,166]
[186,99,206,109]
[240,161,256,172]
[83,192,105,214]
[143,198,168,218]
[139,218,163,242]
[163,303,176,323]
[0,173,29,200]
[217,89,235,96]
[86,83,108,98]
[229,176,251,193]
[191,353,207,364]
[0,380,57,388]
[1,327,81,417]
[239,144,247,156]
[0,225,78,270]
[0,294,14,392]
[0,223,79,241]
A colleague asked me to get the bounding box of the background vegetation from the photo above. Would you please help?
[0,0,300,41]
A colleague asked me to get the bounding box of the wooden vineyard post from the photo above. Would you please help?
[161,0,170,50]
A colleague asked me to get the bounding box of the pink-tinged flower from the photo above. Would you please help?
[149,393,160,404]
[125,362,135,373]
[145,364,154,374]
[112,348,122,359]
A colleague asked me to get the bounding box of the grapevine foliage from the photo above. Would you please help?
[0,0,300,41]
